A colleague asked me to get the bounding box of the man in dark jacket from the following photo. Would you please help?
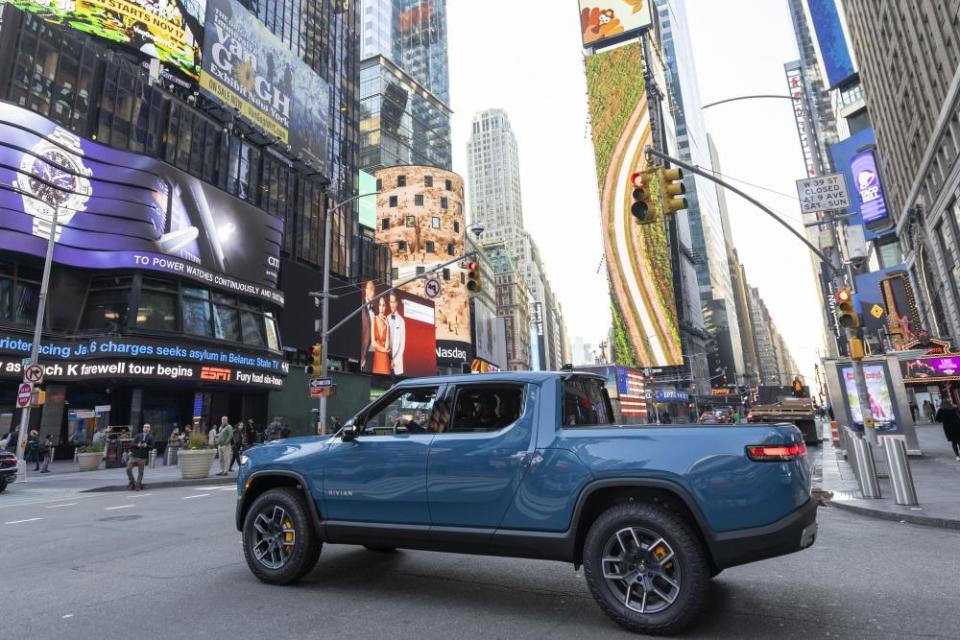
[126,424,153,491]
[935,398,960,460]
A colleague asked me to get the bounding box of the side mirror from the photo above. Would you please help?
[341,419,359,442]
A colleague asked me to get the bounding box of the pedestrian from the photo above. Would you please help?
[935,398,960,460]
[169,428,181,445]
[246,419,258,444]
[39,433,53,473]
[732,409,741,424]
[280,422,291,439]
[909,401,919,422]
[25,429,40,471]
[92,427,106,446]
[228,421,244,472]
[208,422,219,448]
[923,400,935,423]
[182,426,192,444]
[126,424,153,491]
[266,417,281,441]
[328,415,342,435]
[216,416,233,476]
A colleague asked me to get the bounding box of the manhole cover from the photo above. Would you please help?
[97,515,143,522]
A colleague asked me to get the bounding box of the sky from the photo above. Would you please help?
[447,0,825,384]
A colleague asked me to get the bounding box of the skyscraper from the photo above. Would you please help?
[360,0,452,171]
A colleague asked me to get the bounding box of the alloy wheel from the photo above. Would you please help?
[600,526,681,614]
[252,505,297,570]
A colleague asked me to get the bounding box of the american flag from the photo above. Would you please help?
[617,368,648,418]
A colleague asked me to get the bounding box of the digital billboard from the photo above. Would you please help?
[807,0,855,87]
[473,302,507,370]
[200,0,330,174]
[840,363,902,434]
[375,166,471,368]
[357,280,437,378]
[851,148,890,228]
[0,102,284,304]
[902,356,960,383]
[579,0,652,49]
[0,0,204,78]
[584,42,682,367]
[358,170,377,229]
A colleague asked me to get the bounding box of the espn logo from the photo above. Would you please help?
[200,366,232,382]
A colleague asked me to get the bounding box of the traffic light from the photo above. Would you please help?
[836,287,860,330]
[305,343,322,376]
[660,167,687,214]
[466,261,481,293]
[629,171,657,224]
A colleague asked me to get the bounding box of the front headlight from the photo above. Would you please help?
[239,454,249,466]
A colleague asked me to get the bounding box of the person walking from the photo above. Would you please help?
[26,430,40,471]
[909,401,919,422]
[923,400,935,423]
[39,434,53,473]
[216,416,234,476]
[208,422,219,448]
[935,398,960,460]
[126,424,153,490]
[228,421,244,472]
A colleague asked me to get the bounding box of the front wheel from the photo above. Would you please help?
[242,488,321,584]
[583,502,709,636]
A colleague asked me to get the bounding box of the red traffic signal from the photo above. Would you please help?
[466,261,481,293]
[629,170,656,224]
[630,171,646,188]
[836,288,851,303]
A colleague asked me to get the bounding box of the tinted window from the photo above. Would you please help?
[361,387,440,435]
[81,288,130,330]
[136,290,176,331]
[562,378,614,427]
[447,385,524,433]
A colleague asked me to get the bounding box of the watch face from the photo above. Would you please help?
[15,129,93,240]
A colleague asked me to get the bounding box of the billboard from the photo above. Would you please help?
[200,0,330,174]
[840,363,902,434]
[473,302,507,370]
[828,127,891,240]
[0,102,284,304]
[585,42,682,367]
[579,0,653,49]
[902,356,960,383]
[357,280,437,378]
[0,0,204,78]
[807,0,855,87]
[358,170,377,229]
[851,148,890,228]
[785,62,822,179]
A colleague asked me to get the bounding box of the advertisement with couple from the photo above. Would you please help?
[359,281,437,377]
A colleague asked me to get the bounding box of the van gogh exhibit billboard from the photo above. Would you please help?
[0,0,204,78]
[200,0,330,174]
[0,102,284,304]
[584,42,682,367]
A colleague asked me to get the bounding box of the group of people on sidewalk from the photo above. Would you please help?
[3,430,55,473]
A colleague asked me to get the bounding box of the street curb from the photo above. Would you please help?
[827,500,960,530]
[81,476,236,493]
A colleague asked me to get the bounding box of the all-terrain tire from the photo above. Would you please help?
[242,487,321,584]
[583,502,710,636]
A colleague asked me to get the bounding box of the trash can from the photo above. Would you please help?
[882,436,918,506]
[848,430,881,499]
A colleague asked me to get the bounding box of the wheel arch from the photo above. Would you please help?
[237,470,322,534]
[570,479,718,573]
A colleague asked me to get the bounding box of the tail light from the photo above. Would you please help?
[746,443,807,461]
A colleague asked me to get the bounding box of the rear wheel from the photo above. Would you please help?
[242,488,320,584]
[583,502,709,636]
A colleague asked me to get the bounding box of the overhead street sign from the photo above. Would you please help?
[424,278,441,299]
[796,173,850,214]
[16,382,32,408]
[23,363,44,384]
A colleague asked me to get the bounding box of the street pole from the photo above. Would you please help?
[15,206,59,481]
[847,338,878,445]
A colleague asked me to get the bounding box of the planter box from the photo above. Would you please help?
[77,452,102,472]
[179,449,216,480]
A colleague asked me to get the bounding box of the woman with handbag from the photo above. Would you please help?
[935,397,960,460]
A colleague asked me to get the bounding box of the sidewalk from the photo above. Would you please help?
[12,458,237,493]
[818,421,960,529]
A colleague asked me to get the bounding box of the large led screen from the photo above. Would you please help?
[1,0,204,78]
[840,363,902,435]
[0,102,283,304]
[585,42,682,367]
[200,0,331,174]
[357,280,437,378]
[579,0,653,49]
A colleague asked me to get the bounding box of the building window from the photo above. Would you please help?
[441,197,448,210]
[376,178,383,191]
[445,179,453,191]
[453,221,460,233]
[398,241,407,253]
[391,268,400,280]
[443,268,451,281]
[80,276,132,331]
[426,241,435,253]
[397,175,406,187]
[432,216,441,228]
[381,218,390,230]
[415,194,425,206]
[389,195,398,207]
[182,287,214,337]
[136,278,178,332]
[416,266,426,275]
[447,243,455,255]
[405,215,416,227]
[424,175,433,187]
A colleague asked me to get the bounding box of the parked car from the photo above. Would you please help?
[0,450,18,493]
[235,372,817,636]
[698,411,720,424]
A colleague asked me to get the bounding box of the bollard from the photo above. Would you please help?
[149,449,157,469]
[849,432,881,498]
[882,436,918,506]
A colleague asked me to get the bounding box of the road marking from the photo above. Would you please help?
[127,493,153,498]
[46,502,78,509]
[104,504,135,511]
[182,493,210,500]
[5,517,42,524]
[62,614,73,619]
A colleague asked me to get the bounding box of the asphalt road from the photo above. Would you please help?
[3,484,959,640]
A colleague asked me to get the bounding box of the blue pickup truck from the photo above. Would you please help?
[236,372,817,635]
